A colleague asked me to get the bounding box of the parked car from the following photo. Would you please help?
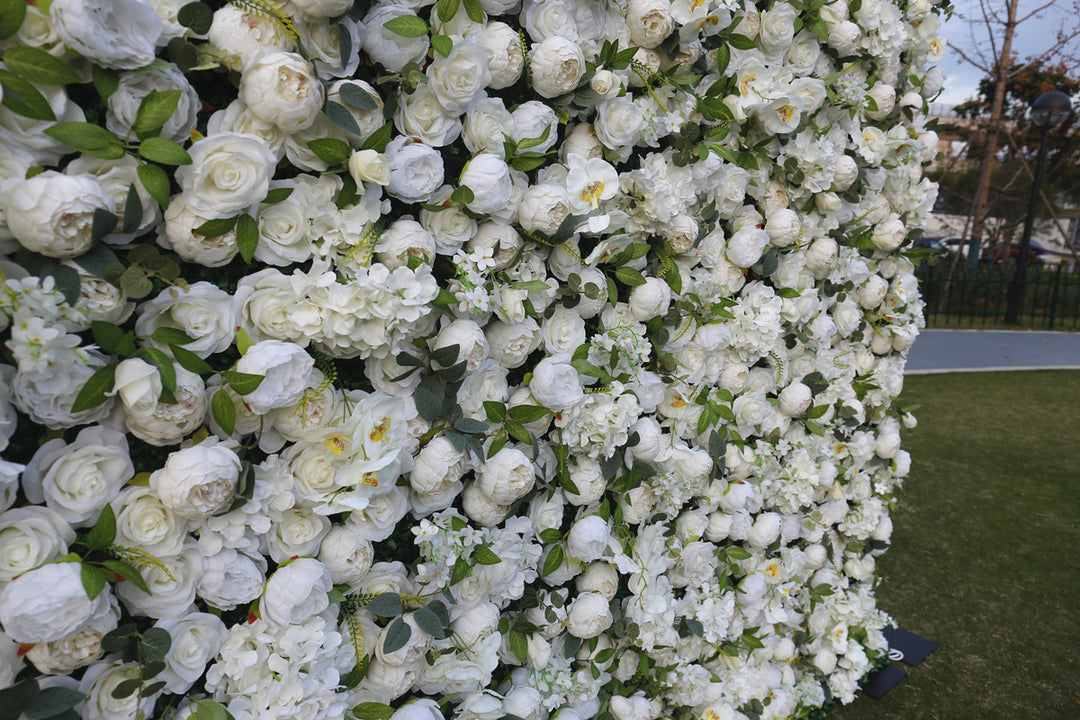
[986,240,1054,264]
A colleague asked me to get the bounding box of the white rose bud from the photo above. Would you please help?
[833,154,858,191]
[363,5,430,72]
[349,149,391,186]
[410,436,468,494]
[318,525,375,587]
[4,172,112,259]
[433,319,488,371]
[235,339,315,414]
[530,36,585,98]
[477,447,535,505]
[565,458,606,506]
[566,591,613,638]
[591,69,622,99]
[376,219,436,270]
[427,40,492,114]
[517,183,570,236]
[385,137,445,204]
[149,443,240,518]
[177,132,276,218]
[865,82,896,120]
[871,217,907,251]
[804,236,838,274]
[726,226,770,268]
[529,355,584,412]
[49,0,161,70]
[155,613,228,694]
[480,22,524,89]
[628,277,672,321]
[778,382,812,416]
[451,602,500,646]
[261,557,332,626]
[576,562,619,599]
[828,20,860,55]
[566,515,610,563]
[747,512,782,548]
[460,154,512,215]
[110,358,162,415]
[462,483,509,527]
[765,207,801,248]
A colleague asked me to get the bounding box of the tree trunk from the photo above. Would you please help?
[968,0,1020,252]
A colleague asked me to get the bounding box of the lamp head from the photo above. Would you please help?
[1029,90,1073,127]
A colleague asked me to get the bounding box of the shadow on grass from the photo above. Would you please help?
[830,370,1080,720]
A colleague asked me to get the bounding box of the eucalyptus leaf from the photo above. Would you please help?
[382,617,412,654]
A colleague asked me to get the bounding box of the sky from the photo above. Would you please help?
[937,0,1080,110]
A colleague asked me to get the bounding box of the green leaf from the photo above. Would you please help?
[3,46,80,85]
[137,163,172,208]
[91,64,119,102]
[22,685,85,720]
[516,124,551,150]
[325,100,362,136]
[101,559,151,595]
[168,345,210,375]
[193,699,231,720]
[412,606,447,639]
[178,2,214,34]
[236,213,259,263]
[726,33,757,50]
[71,364,116,413]
[132,89,182,139]
[614,267,647,287]
[84,505,117,551]
[382,14,428,38]
[139,347,177,393]
[508,629,528,664]
[473,545,501,565]
[223,370,263,395]
[211,389,236,435]
[542,544,564,576]
[366,592,402,618]
[110,679,141,700]
[431,34,453,58]
[339,83,378,111]
[262,187,294,204]
[462,0,485,22]
[437,0,460,23]
[449,556,470,585]
[510,280,551,293]
[43,263,81,306]
[306,137,350,167]
[505,420,531,444]
[138,627,172,663]
[483,401,506,423]
[354,702,395,720]
[382,617,412,654]
[81,563,108,601]
[90,207,118,242]
[0,70,55,121]
[45,121,124,159]
[121,184,143,234]
[151,327,195,346]
[193,216,237,237]
[430,343,460,367]
[0,0,27,40]
[139,136,192,165]
[451,184,474,205]
[361,121,393,152]
[508,405,547,423]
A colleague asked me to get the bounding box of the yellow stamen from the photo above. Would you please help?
[324,434,348,455]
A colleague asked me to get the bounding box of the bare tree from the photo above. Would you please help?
[948,0,1080,250]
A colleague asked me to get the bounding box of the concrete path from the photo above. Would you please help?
[906,329,1080,374]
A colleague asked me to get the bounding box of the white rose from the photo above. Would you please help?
[116,546,201,619]
[391,699,444,720]
[136,282,235,359]
[626,0,674,48]
[160,195,239,267]
[529,355,584,411]
[386,137,446,204]
[318,525,374,587]
[833,299,862,337]
[432,319,488,372]
[462,482,509,527]
[503,686,544,720]
[628,277,673,321]
[461,97,511,158]
[155,613,227,694]
[530,36,585,98]
[291,0,351,18]
[765,207,801,248]
[0,506,75,582]
[111,486,187,558]
[376,612,430,667]
[871,217,907,251]
[410,436,468,494]
[0,562,113,643]
[376,218,436,270]
[485,319,542,369]
[541,306,587,355]
[328,80,385,143]
[566,592,613,638]
[261,557,332,626]
[576,562,619,599]
[469,221,523,270]
[106,67,199,144]
[207,4,292,71]
[421,188,477,253]
[517,183,570,236]
[593,98,645,158]
[21,426,132,527]
[235,339,315,414]
[50,0,161,69]
[865,82,896,120]
[480,22,524,89]
[804,236,838,274]
[726,226,770,268]
[239,52,324,133]
[477,447,535,505]
[428,40,492,113]
[195,548,266,610]
[12,356,114,430]
[363,4,430,72]
[451,601,500,646]
[759,2,797,54]
[349,149,391,187]
[511,101,560,154]
[566,515,610,563]
[109,357,161,416]
[833,154,859,191]
[858,275,888,309]
[396,85,463,147]
[560,123,603,162]
[79,660,158,720]
[5,171,112,258]
[177,132,276,218]
[123,366,207,446]
[24,597,119,674]
[65,266,134,331]
[461,155,513,216]
[748,512,782,548]
[778,382,812,416]
[150,443,240,518]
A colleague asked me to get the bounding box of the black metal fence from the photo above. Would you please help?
[916,260,1080,330]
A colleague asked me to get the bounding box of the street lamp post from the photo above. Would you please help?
[1005,90,1073,323]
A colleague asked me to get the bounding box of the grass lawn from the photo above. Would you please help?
[829,370,1080,720]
